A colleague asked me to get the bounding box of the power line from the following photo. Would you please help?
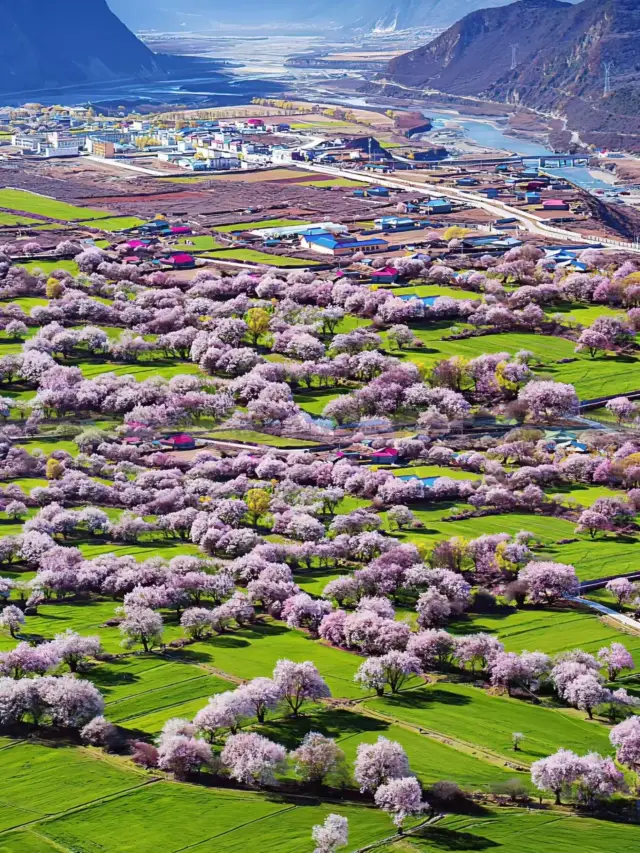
[510,43,519,71]
[603,61,615,96]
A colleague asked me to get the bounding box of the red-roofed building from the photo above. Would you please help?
[371,267,399,284]
[246,118,264,128]
[369,448,399,461]
[123,256,142,264]
[166,253,196,269]
[170,226,192,235]
[542,199,570,211]
[163,433,196,449]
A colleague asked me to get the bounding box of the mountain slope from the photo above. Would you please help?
[0,0,164,94]
[108,0,576,32]
[386,0,640,149]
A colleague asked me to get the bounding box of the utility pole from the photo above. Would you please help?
[510,43,519,71]
[603,61,614,96]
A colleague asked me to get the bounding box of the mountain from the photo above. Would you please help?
[0,0,164,95]
[386,0,640,149]
[108,0,571,32]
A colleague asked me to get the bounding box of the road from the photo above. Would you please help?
[291,162,640,252]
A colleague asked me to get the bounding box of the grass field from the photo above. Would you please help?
[296,178,364,188]
[18,259,79,276]
[37,784,398,853]
[204,248,320,267]
[214,218,308,233]
[77,216,145,232]
[208,429,319,447]
[0,213,41,227]
[367,681,613,763]
[378,810,640,853]
[0,189,110,221]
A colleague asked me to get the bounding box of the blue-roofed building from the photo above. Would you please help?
[374,216,416,232]
[421,198,452,214]
[300,234,388,256]
[367,186,390,197]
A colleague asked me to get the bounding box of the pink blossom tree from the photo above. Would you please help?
[354,651,421,695]
[353,736,411,794]
[374,777,427,831]
[311,814,349,853]
[157,733,213,779]
[52,629,101,672]
[598,643,634,681]
[407,630,455,671]
[221,732,287,786]
[518,561,579,604]
[119,606,163,652]
[290,731,345,784]
[193,690,253,739]
[605,577,635,608]
[575,752,626,808]
[564,674,610,718]
[273,659,331,716]
[531,748,585,804]
[610,716,640,775]
[236,677,282,723]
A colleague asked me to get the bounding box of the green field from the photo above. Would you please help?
[18,259,79,276]
[0,212,41,227]
[367,681,613,764]
[214,218,308,233]
[0,189,110,221]
[378,810,640,853]
[204,248,320,267]
[77,216,146,231]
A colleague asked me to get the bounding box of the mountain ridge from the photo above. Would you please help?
[385,0,640,150]
[0,0,164,95]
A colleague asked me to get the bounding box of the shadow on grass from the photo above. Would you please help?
[375,687,472,712]
[410,827,499,851]
[256,708,388,749]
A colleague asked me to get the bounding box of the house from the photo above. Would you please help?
[163,433,196,450]
[301,235,388,256]
[481,188,499,199]
[422,198,452,214]
[455,177,479,187]
[543,199,570,211]
[170,226,193,236]
[367,186,390,198]
[369,447,399,463]
[525,192,541,204]
[374,216,416,232]
[371,267,399,284]
[166,253,196,269]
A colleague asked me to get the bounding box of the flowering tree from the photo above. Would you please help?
[605,577,635,608]
[236,677,282,723]
[354,651,421,696]
[41,676,105,728]
[610,716,640,775]
[52,629,101,672]
[531,748,585,804]
[311,814,349,853]
[416,589,451,628]
[272,659,331,716]
[0,605,25,638]
[575,753,626,808]
[290,731,345,784]
[564,674,610,718]
[407,630,455,671]
[193,690,252,739]
[374,776,427,830]
[119,606,164,652]
[517,381,579,421]
[518,561,579,604]
[158,733,213,779]
[354,736,411,793]
[598,643,634,681]
[221,732,287,786]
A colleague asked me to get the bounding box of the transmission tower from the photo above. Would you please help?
[510,43,519,71]
[603,61,614,96]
